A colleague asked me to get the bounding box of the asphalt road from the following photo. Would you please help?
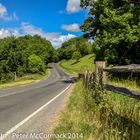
[0,63,72,140]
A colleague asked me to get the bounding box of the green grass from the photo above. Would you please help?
[108,78,140,93]
[59,54,95,75]
[54,54,140,140]
[51,81,90,140]
[59,54,139,93]
[51,81,140,140]
[0,69,50,89]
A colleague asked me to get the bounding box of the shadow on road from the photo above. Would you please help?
[61,77,79,84]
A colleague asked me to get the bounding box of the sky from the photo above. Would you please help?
[0,0,87,48]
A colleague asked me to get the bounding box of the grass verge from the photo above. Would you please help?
[59,54,95,75]
[51,80,140,140]
[59,54,139,93]
[108,78,140,93]
[0,69,50,89]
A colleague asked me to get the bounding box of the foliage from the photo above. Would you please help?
[80,0,140,65]
[58,37,93,60]
[52,80,140,140]
[28,54,45,73]
[72,51,82,61]
[0,35,55,82]
[0,69,50,89]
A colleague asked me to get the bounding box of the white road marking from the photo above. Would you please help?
[0,84,72,140]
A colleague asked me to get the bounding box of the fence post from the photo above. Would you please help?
[83,71,87,87]
[95,61,106,85]
[14,71,17,81]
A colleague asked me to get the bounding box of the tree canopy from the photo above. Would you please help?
[0,35,55,82]
[72,51,82,62]
[58,37,93,60]
[80,0,140,65]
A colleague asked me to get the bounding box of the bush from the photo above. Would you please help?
[17,66,27,77]
[72,51,82,62]
[28,54,45,74]
[0,72,14,83]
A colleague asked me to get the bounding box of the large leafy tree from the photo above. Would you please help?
[80,0,140,65]
[58,37,93,60]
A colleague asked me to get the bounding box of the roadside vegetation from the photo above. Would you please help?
[59,53,140,93]
[51,81,140,140]
[0,69,50,89]
[81,0,140,65]
[0,35,57,85]
[59,54,95,74]
[108,78,140,93]
[0,0,139,138]
[53,0,140,138]
[56,54,140,139]
[57,37,93,61]
[58,0,140,92]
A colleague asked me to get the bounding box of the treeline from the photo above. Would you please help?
[80,0,140,65]
[0,35,92,83]
[57,37,93,61]
[0,35,56,82]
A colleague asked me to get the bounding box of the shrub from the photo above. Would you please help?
[72,51,82,62]
[28,54,45,74]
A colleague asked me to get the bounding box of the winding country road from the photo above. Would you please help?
[0,63,72,140]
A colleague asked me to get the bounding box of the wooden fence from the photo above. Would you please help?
[104,64,140,73]
[82,61,140,100]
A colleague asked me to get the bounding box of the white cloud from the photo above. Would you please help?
[0,3,18,21]
[61,23,80,32]
[21,22,45,36]
[20,23,76,47]
[66,0,81,13]
[0,28,20,38]
[0,28,11,38]
[0,3,7,16]
[0,23,76,48]
[50,33,76,47]
[12,12,18,20]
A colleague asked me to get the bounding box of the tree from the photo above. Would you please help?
[80,0,140,65]
[24,35,55,64]
[58,37,93,60]
[72,51,82,62]
[0,35,56,82]
[28,54,45,73]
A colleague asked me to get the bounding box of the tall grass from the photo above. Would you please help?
[87,73,140,139]
[107,73,140,93]
[0,69,50,89]
[51,79,140,140]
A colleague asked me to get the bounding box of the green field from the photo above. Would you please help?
[59,54,140,92]
[59,54,95,74]
[108,78,140,93]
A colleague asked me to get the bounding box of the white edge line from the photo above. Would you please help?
[0,84,72,140]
